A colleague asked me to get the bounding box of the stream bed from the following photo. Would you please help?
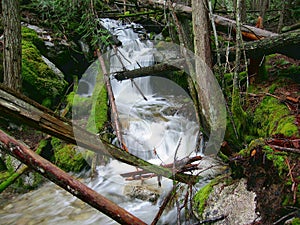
[0,18,223,225]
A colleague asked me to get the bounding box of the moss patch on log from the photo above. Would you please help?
[253,96,298,137]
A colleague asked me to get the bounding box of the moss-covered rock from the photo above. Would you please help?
[193,179,218,217]
[51,138,89,173]
[21,27,67,108]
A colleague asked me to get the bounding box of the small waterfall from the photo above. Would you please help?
[100,18,199,163]
[0,19,210,225]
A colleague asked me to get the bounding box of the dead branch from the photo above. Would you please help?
[0,84,198,184]
[121,156,203,180]
[192,214,227,225]
[269,145,300,155]
[96,49,127,151]
[0,130,147,225]
[151,184,178,225]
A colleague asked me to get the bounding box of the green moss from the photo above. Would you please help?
[290,217,300,225]
[263,145,288,177]
[253,97,299,137]
[0,171,10,180]
[268,83,277,94]
[51,138,88,172]
[21,28,67,107]
[193,178,220,217]
[86,63,108,133]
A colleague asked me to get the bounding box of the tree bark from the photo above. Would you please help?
[2,0,22,92]
[0,130,147,225]
[192,0,213,68]
[0,84,198,185]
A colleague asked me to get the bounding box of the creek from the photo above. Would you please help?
[0,19,221,225]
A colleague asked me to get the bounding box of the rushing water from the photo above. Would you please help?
[0,19,215,225]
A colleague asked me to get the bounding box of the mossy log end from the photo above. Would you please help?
[0,84,198,185]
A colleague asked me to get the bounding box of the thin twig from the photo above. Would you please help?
[192,214,227,224]
[130,78,148,101]
[151,185,178,225]
[269,145,300,155]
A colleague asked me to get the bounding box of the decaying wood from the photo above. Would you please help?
[217,29,300,62]
[0,130,147,225]
[0,84,198,184]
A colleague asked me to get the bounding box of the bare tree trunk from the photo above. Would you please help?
[233,0,242,90]
[0,130,147,225]
[192,0,212,68]
[240,0,246,23]
[2,0,22,92]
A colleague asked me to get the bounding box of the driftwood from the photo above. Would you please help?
[0,84,198,184]
[0,130,147,225]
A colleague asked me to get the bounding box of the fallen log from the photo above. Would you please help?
[113,59,183,81]
[135,0,276,40]
[114,29,299,78]
[0,84,198,184]
[217,29,300,62]
[213,14,277,39]
[0,130,147,225]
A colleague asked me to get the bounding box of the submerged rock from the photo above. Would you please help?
[123,180,161,203]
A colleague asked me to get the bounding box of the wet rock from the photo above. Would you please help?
[123,180,161,203]
[199,178,260,224]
